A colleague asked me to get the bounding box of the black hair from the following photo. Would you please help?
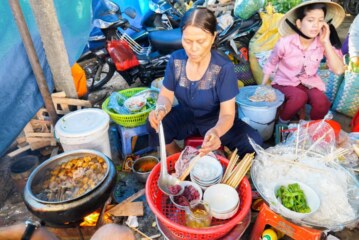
[295,3,327,21]
[180,7,217,35]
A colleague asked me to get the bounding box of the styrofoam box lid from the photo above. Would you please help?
[236,86,284,109]
[55,108,110,138]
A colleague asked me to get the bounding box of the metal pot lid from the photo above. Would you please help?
[236,86,284,108]
[26,149,111,204]
[55,108,109,138]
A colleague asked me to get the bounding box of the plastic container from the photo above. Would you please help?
[10,155,39,193]
[102,87,154,127]
[55,108,111,158]
[236,86,284,141]
[146,153,252,240]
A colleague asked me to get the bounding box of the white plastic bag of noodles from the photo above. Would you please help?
[233,0,264,20]
[249,119,359,231]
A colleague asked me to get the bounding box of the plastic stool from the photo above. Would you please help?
[184,136,205,149]
[184,136,224,150]
[249,203,323,240]
[117,124,153,158]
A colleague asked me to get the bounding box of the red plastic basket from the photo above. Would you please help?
[146,153,252,240]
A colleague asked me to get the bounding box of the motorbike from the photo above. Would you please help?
[77,0,261,91]
[77,0,184,90]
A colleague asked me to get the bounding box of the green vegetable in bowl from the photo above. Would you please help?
[276,183,311,213]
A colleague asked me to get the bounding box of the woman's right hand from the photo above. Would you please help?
[148,108,166,132]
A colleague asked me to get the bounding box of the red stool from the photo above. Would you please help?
[184,136,224,150]
[250,203,323,240]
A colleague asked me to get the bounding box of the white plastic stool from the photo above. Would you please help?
[117,124,153,158]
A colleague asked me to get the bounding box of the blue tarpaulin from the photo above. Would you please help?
[0,0,92,156]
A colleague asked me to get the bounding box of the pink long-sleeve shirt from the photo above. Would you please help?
[263,34,342,91]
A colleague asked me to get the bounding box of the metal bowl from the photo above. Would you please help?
[132,156,159,183]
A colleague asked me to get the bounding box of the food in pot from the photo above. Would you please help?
[276,183,311,213]
[173,185,200,206]
[35,155,107,202]
[137,161,157,172]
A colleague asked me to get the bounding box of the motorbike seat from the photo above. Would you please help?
[149,28,183,54]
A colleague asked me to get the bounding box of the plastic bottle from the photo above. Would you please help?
[262,228,278,240]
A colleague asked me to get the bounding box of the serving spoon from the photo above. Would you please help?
[157,121,183,196]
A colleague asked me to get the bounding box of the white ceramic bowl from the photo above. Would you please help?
[170,181,203,210]
[211,202,239,220]
[203,184,240,214]
[124,95,147,112]
[274,180,320,220]
[190,156,223,181]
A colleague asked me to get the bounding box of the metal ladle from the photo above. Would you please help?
[157,121,183,196]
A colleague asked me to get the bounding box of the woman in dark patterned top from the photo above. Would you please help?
[147,7,263,157]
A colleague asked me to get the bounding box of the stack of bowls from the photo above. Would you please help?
[203,184,240,220]
[190,156,223,190]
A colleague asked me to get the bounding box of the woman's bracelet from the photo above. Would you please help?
[155,104,167,115]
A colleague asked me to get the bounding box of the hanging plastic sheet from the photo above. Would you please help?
[0,0,92,156]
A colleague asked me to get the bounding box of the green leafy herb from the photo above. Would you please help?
[276,183,311,213]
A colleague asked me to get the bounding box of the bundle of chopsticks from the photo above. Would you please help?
[221,149,254,189]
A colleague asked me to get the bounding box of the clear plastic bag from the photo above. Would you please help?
[249,119,359,230]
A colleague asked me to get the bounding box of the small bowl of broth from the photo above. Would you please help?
[132,156,159,183]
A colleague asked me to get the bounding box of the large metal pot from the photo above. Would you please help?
[23,149,117,225]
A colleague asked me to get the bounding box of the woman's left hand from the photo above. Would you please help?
[319,22,331,46]
[198,130,221,156]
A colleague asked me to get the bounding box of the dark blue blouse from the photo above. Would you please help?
[163,49,238,125]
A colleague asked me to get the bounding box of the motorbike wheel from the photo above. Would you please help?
[86,58,116,91]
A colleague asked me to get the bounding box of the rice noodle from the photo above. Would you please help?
[250,120,359,231]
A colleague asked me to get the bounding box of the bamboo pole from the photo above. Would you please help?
[29,0,78,99]
[8,0,58,125]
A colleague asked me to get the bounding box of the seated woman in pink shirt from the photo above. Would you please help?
[262,1,345,123]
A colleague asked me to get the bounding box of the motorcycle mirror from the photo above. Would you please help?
[124,7,137,19]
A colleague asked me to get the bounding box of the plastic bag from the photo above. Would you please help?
[71,63,87,98]
[249,7,283,84]
[107,92,130,114]
[107,40,139,71]
[249,119,359,230]
[233,0,264,20]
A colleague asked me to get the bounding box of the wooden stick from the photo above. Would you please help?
[107,189,145,214]
[128,226,152,240]
[227,154,253,187]
[232,160,253,188]
[226,154,252,185]
[222,150,238,182]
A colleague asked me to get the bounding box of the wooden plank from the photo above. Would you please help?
[7,145,31,158]
[109,202,144,217]
[16,136,27,145]
[106,188,145,214]
[51,91,67,98]
[23,122,34,134]
[52,97,91,107]
[25,132,54,138]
